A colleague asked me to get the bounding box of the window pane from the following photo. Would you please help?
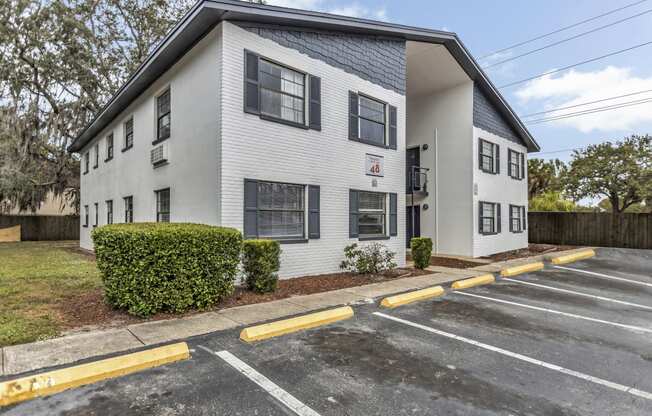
[481,141,493,156]
[359,118,385,145]
[359,96,384,123]
[482,203,494,218]
[358,192,385,211]
[481,155,493,172]
[158,90,170,114]
[482,218,493,232]
[158,114,170,140]
[359,213,384,236]
[258,182,304,210]
[258,211,304,238]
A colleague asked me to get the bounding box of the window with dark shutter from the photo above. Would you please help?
[309,76,321,131]
[479,139,500,174]
[244,179,310,242]
[479,201,501,235]
[83,205,89,227]
[508,149,525,180]
[349,190,390,240]
[349,91,395,150]
[308,185,320,238]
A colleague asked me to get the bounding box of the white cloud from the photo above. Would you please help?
[515,66,652,133]
[265,0,388,20]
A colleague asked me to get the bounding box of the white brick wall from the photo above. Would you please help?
[78,26,222,249]
[472,126,529,257]
[220,22,407,278]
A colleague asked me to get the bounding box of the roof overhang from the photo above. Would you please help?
[69,0,540,153]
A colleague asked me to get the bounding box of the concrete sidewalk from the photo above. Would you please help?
[0,271,468,377]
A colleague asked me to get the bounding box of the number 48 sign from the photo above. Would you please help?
[365,154,384,177]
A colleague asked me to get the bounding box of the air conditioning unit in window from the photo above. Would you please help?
[150,143,168,166]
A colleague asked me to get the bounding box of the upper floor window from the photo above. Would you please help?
[83,153,89,174]
[123,118,133,150]
[106,133,114,161]
[156,90,170,142]
[508,149,525,180]
[260,59,305,125]
[349,92,397,150]
[83,205,89,227]
[479,201,501,235]
[155,188,170,223]
[106,200,113,224]
[124,196,133,223]
[93,144,99,169]
[244,51,321,131]
[509,205,526,233]
[479,139,500,174]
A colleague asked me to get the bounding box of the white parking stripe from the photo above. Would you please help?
[502,278,652,311]
[206,348,321,416]
[454,291,652,334]
[553,265,652,288]
[373,312,652,401]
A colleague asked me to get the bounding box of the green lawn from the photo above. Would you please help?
[0,241,102,347]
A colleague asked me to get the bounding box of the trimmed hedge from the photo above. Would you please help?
[242,239,281,293]
[92,223,242,317]
[410,237,433,269]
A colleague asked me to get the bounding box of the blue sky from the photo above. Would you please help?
[268,0,652,161]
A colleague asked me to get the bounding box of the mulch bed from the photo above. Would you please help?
[482,243,576,262]
[428,256,486,269]
[56,267,431,332]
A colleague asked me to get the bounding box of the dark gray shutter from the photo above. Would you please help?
[244,179,258,238]
[388,105,397,150]
[520,153,525,179]
[389,193,397,236]
[309,76,321,131]
[349,91,359,140]
[478,140,483,170]
[244,51,260,114]
[495,144,500,174]
[522,206,527,230]
[349,189,358,238]
[496,203,502,233]
[478,202,483,234]
[308,185,320,239]
[509,205,514,232]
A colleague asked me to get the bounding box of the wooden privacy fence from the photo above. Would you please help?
[528,212,652,249]
[0,215,79,241]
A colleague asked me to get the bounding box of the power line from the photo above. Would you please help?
[498,40,652,89]
[532,147,583,155]
[520,88,652,118]
[479,0,649,59]
[525,97,652,124]
[483,8,652,69]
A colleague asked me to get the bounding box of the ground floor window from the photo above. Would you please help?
[156,188,170,223]
[106,200,113,225]
[124,196,133,223]
[510,204,527,233]
[83,205,89,227]
[479,201,501,235]
[93,203,98,227]
[357,191,386,238]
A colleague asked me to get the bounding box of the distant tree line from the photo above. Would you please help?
[528,135,651,215]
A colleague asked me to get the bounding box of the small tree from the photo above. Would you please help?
[529,192,576,212]
[528,158,567,200]
[564,135,651,243]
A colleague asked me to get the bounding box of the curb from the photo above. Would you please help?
[500,262,544,277]
[451,274,495,290]
[0,342,189,407]
[380,286,445,308]
[550,249,596,265]
[239,306,354,343]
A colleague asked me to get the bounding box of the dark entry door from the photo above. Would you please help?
[406,147,420,192]
[406,205,421,248]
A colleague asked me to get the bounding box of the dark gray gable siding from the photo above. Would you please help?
[473,83,525,147]
[234,22,406,95]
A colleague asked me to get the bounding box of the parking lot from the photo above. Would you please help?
[3,248,651,415]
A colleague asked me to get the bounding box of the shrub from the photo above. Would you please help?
[410,237,433,269]
[242,239,281,293]
[92,223,242,317]
[340,243,396,274]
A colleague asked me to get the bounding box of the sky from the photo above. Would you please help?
[265,0,652,161]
